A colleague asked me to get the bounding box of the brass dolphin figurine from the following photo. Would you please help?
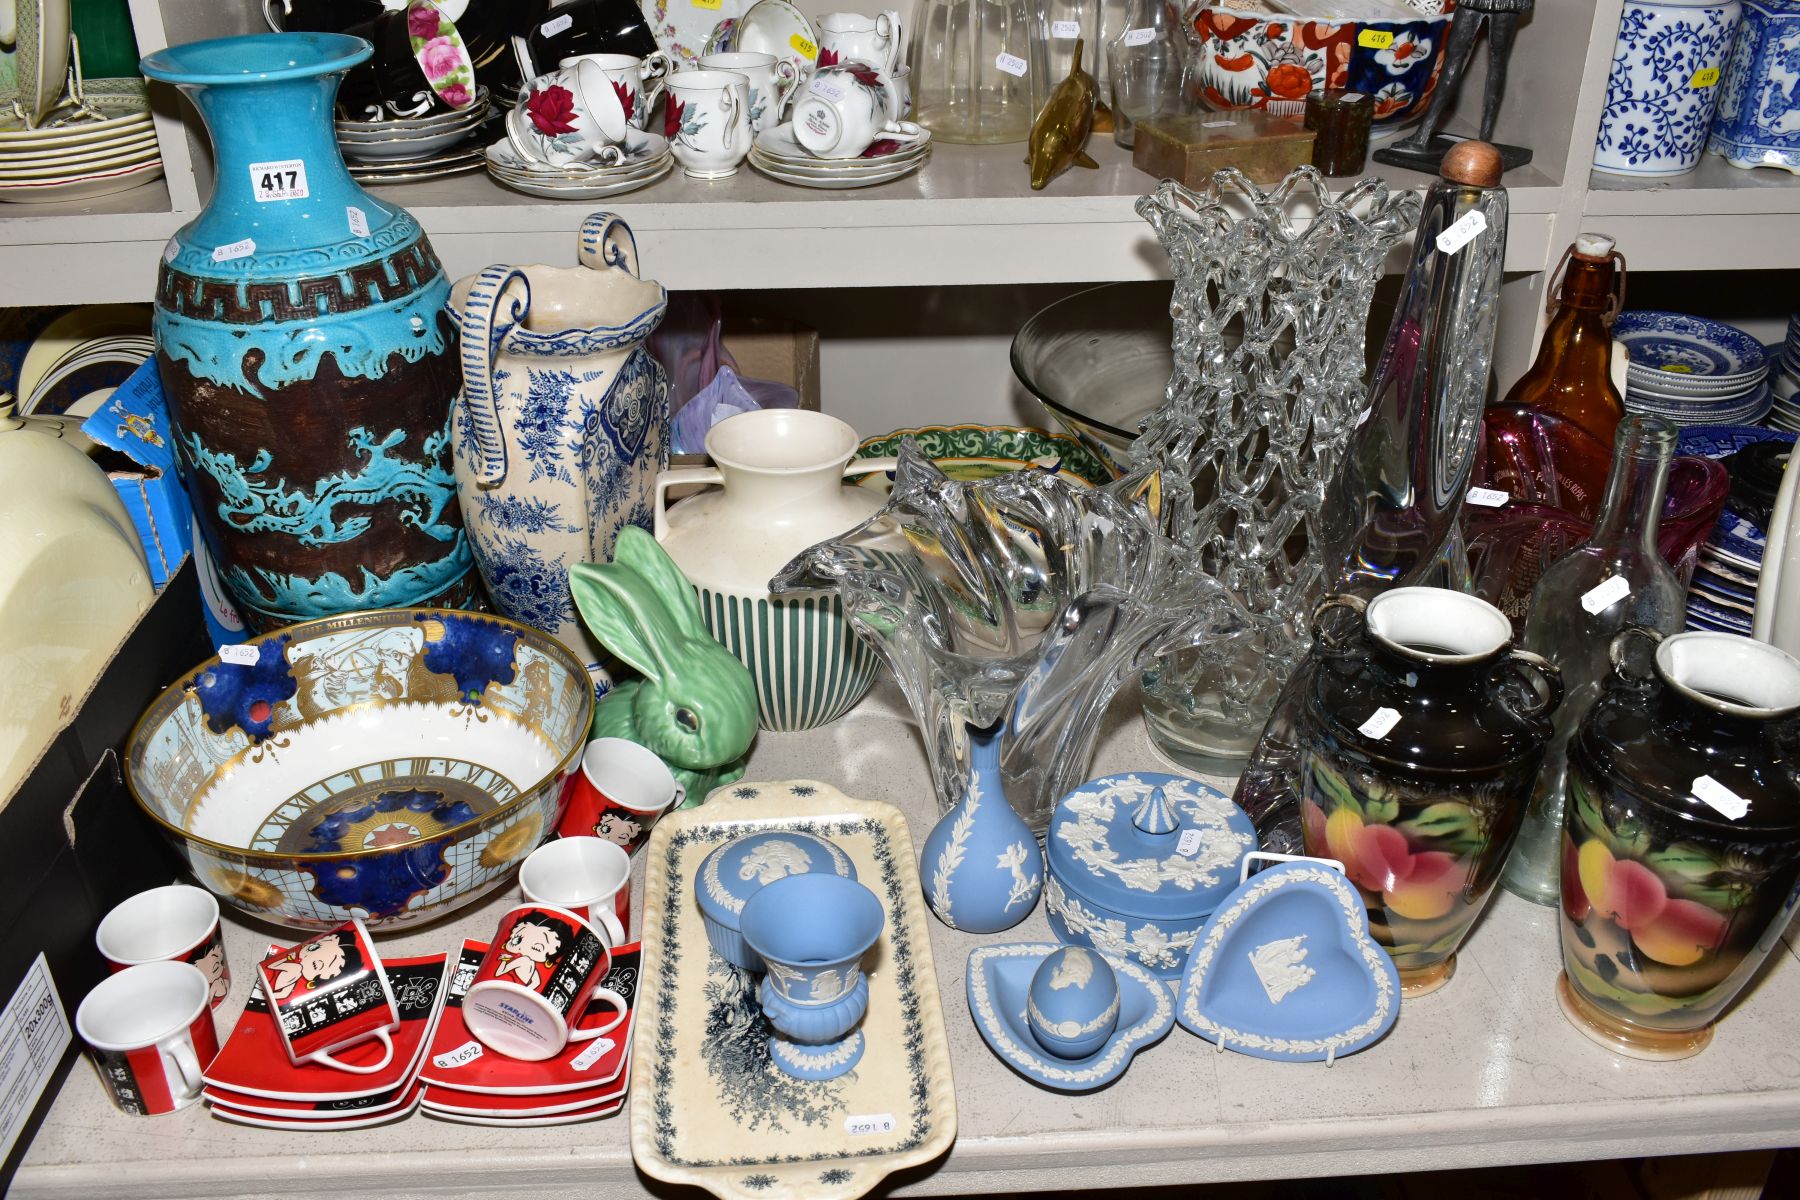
[1027,38,1098,191]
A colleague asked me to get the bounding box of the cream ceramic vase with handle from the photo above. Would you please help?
[452,212,670,677]
[654,409,893,731]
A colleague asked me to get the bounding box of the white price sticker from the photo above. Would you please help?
[1358,707,1401,740]
[570,1037,615,1071]
[1052,19,1081,37]
[995,51,1028,77]
[433,1040,484,1070]
[542,13,573,35]
[1341,91,1364,103]
[1692,775,1749,821]
[212,237,256,263]
[1466,487,1510,508]
[347,205,369,238]
[844,1112,897,1136]
[1123,26,1156,45]
[1203,118,1235,128]
[1580,574,1631,614]
[162,237,180,264]
[1435,209,1488,255]
[218,643,259,665]
[249,158,309,202]
[810,77,846,103]
[1177,828,1203,857]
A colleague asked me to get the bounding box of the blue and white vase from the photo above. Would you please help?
[450,212,671,675]
[1706,0,1800,173]
[919,721,1043,933]
[142,33,478,630]
[1594,0,1745,176]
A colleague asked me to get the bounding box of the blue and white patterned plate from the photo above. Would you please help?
[1676,424,1794,459]
[966,942,1173,1093]
[1615,311,1768,381]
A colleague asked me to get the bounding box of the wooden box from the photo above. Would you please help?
[1132,111,1317,188]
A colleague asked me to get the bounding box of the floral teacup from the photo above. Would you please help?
[698,51,799,133]
[561,51,673,132]
[508,59,631,167]
[817,10,902,73]
[666,68,752,178]
[792,63,920,158]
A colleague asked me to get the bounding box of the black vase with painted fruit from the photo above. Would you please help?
[1297,587,1562,997]
[1559,629,1800,1061]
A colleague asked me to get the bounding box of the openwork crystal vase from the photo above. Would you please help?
[1124,168,1421,767]
[771,443,1245,833]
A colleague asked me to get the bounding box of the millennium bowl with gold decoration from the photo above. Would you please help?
[125,608,593,932]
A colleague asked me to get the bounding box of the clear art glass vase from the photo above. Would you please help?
[1124,168,1421,769]
[771,441,1245,833]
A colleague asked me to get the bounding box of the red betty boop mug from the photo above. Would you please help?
[95,884,231,1009]
[257,919,399,1073]
[555,736,684,855]
[76,961,220,1116]
[464,903,627,1061]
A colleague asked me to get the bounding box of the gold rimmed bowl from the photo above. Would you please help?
[125,608,593,931]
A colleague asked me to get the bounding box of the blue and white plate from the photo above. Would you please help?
[967,943,1173,1092]
[1711,507,1769,564]
[1175,860,1400,1064]
[1615,311,1768,382]
[1677,424,1794,459]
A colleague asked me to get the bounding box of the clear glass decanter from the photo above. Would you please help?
[1104,0,1186,148]
[1501,414,1687,905]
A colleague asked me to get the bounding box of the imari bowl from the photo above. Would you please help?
[125,609,593,931]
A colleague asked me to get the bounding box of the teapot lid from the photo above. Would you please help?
[695,830,858,929]
[1047,773,1257,920]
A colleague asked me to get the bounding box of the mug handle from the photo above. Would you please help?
[879,119,927,144]
[1309,593,1368,651]
[310,1027,396,1076]
[641,52,672,116]
[1608,626,1664,683]
[590,905,626,946]
[162,1038,206,1101]
[653,466,724,539]
[567,986,629,1042]
[721,84,742,152]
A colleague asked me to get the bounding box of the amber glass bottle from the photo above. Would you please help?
[1500,233,1626,446]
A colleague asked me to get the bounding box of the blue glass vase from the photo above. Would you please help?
[919,720,1044,933]
[141,33,477,630]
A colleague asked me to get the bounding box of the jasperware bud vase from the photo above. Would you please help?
[142,33,477,629]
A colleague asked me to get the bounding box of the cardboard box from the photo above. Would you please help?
[668,316,822,479]
[80,359,193,588]
[0,562,211,1186]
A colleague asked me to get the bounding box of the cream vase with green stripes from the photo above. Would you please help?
[655,409,893,732]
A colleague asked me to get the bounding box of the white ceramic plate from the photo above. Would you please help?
[421,1097,624,1126]
[485,134,671,176]
[0,147,157,180]
[0,126,156,162]
[753,121,927,165]
[340,128,482,161]
[0,157,161,203]
[488,157,673,198]
[748,144,925,173]
[652,0,744,62]
[0,94,149,140]
[749,152,921,188]
[732,0,818,81]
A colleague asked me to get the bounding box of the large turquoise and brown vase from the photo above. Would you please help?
[1297,588,1562,996]
[142,33,476,630]
[1559,630,1800,1060]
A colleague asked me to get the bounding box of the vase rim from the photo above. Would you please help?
[706,408,860,476]
[1362,587,1511,667]
[141,33,372,87]
[1655,632,1800,718]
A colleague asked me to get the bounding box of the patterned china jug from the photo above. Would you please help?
[1297,587,1562,997]
[451,212,671,676]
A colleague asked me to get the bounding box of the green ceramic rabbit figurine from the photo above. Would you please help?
[570,527,758,803]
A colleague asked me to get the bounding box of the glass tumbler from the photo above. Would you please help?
[908,0,1036,143]
[1104,0,1185,148]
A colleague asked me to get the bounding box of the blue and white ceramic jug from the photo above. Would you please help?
[451,213,671,674]
[920,720,1043,933]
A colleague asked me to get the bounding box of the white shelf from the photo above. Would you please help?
[1579,157,1800,271]
[15,681,1800,1198]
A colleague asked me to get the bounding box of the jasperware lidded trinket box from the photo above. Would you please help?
[694,829,858,969]
[1045,772,1257,979]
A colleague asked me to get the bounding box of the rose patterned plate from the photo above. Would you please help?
[652,0,745,63]
[966,942,1173,1093]
[628,781,956,1200]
